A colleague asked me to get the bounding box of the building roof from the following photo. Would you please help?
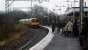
[65,7,88,14]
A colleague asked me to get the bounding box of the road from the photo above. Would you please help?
[44,28,82,50]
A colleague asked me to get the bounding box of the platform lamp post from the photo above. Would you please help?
[80,0,84,33]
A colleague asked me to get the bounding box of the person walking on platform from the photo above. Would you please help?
[63,21,73,37]
[52,21,55,33]
[73,20,79,37]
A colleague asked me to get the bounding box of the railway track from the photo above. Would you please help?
[0,26,48,50]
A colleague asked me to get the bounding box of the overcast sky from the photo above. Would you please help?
[0,0,88,14]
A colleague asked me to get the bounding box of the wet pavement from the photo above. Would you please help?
[44,28,82,50]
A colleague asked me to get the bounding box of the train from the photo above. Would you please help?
[19,18,40,27]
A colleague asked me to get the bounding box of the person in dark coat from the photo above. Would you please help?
[73,20,79,37]
[57,22,61,33]
[52,21,55,32]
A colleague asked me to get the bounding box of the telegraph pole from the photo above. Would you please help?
[65,0,70,9]
[5,0,9,12]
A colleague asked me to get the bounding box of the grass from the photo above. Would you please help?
[0,23,28,46]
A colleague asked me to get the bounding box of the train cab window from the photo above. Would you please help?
[32,18,39,22]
